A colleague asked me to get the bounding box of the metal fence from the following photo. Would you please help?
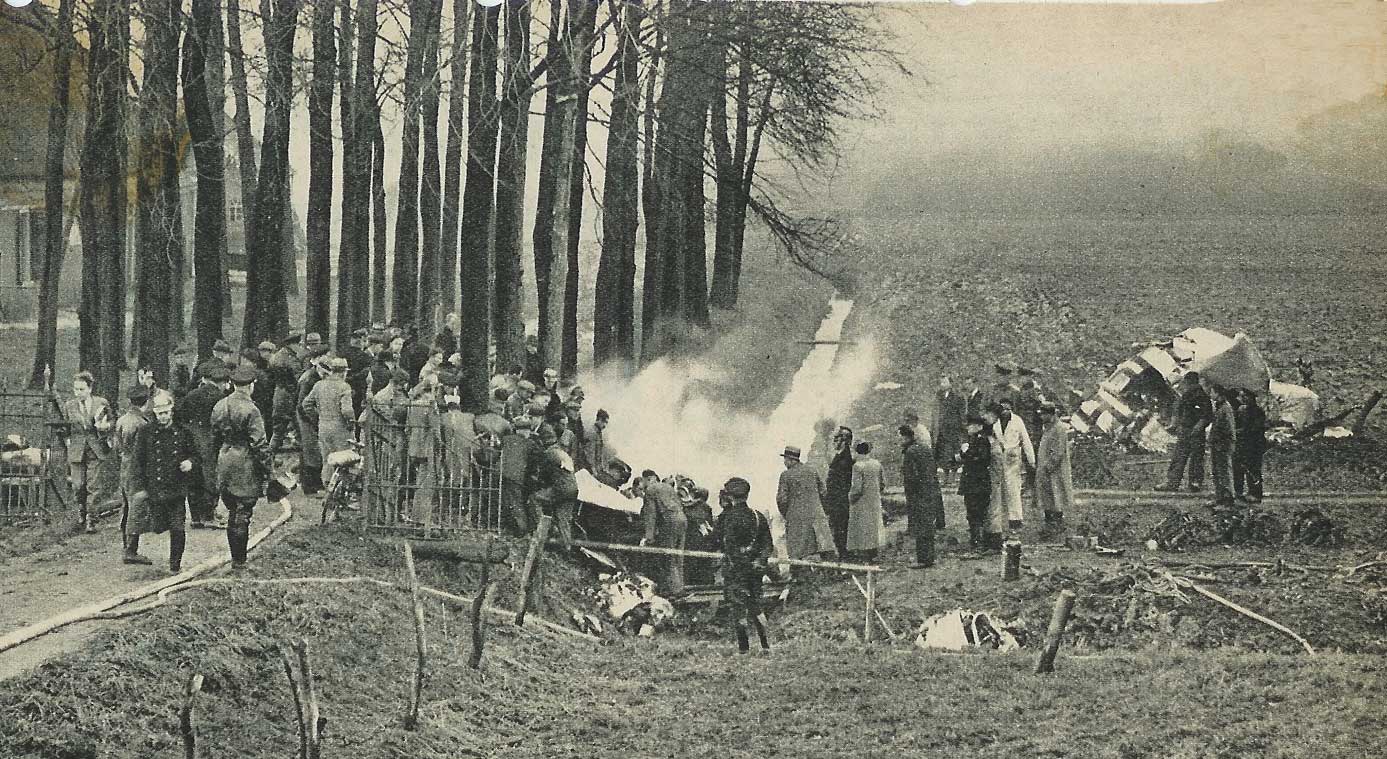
[0,382,68,524]
[359,400,505,537]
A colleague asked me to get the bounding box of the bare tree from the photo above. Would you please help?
[371,104,388,324]
[29,0,76,389]
[438,0,470,325]
[339,0,379,339]
[561,0,598,378]
[391,0,435,325]
[531,0,566,374]
[492,0,532,374]
[458,1,501,408]
[333,0,359,346]
[184,0,228,359]
[226,0,260,324]
[416,0,446,334]
[305,0,337,337]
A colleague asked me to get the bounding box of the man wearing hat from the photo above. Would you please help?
[268,331,306,452]
[958,414,996,549]
[505,380,535,421]
[250,342,277,429]
[212,339,237,370]
[1033,402,1074,538]
[639,469,688,597]
[713,477,773,653]
[123,392,198,571]
[112,384,151,545]
[343,327,372,416]
[176,361,231,529]
[899,424,942,568]
[360,368,410,477]
[499,414,536,535]
[776,445,835,561]
[211,365,275,569]
[527,423,578,549]
[300,356,356,489]
[295,355,329,494]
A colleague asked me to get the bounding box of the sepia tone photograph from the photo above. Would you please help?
[0,0,1383,755]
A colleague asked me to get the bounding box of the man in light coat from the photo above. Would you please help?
[63,370,115,533]
[300,357,356,490]
[993,399,1035,531]
[640,469,688,597]
[776,445,835,560]
[1033,402,1074,538]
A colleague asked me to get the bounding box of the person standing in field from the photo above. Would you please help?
[683,486,718,586]
[823,426,855,558]
[584,409,615,474]
[902,408,933,454]
[932,376,967,486]
[639,469,688,597]
[847,440,887,563]
[1234,389,1267,504]
[1206,381,1238,508]
[1158,371,1213,493]
[993,398,1035,531]
[777,445,836,561]
[211,366,274,570]
[982,406,1009,549]
[300,357,357,491]
[899,425,942,567]
[294,356,327,495]
[499,416,535,534]
[713,477,773,654]
[176,362,230,529]
[529,423,579,549]
[957,414,994,549]
[123,392,198,572]
[62,370,115,534]
[1033,402,1074,538]
[112,385,151,546]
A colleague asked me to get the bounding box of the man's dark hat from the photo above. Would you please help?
[202,362,231,382]
[722,477,751,499]
[281,330,304,346]
[230,365,258,385]
[966,414,986,426]
[352,327,369,338]
[127,385,150,404]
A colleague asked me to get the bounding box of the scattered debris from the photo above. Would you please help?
[1213,505,1284,546]
[590,572,677,636]
[914,610,1023,652]
[1289,508,1346,547]
[1146,510,1217,550]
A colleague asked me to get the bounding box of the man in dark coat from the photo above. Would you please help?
[399,326,432,386]
[932,376,967,481]
[1234,389,1267,503]
[343,327,373,416]
[175,362,230,528]
[823,426,855,558]
[1206,381,1238,507]
[1158,372,1213,492]
[713,477,773,654]
[268,332,306,453]
[683,486,717,586]
[958,415,993,548]
[212,366,275,569]
[250,341,277,427]
[900,425,942,568]
[640,470,688,597]
[124,392,199,572]
[296,357,327,494]
[527,423,578,548]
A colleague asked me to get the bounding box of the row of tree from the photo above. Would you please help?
[26,0,894,405]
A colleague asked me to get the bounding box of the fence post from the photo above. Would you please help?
[862,571,876,643]
[1035,590,1077,674]
[515,515,553,627]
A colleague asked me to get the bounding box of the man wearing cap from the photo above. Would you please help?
[343,327,372,415]
[212,339,237,370]
[638,469,688,596]
[176,362,231,529]
[584,409,614,475]
[124,392,198,571]
[212,366,275,569]
[400,376,442,525]
[367,341,393,395]
[562,398,588,471]
[295,356,329,494]
[112,384,151,545]
[527,423,579,548]
[505,380,535,421]
[250,342,277,429]
[541,369,563,419]
[776,445,835,561]
[62,370,115,534]
[266,333,303,451]
[300,356,356,490]
[360,368,410,477]
[713,477,773,653]
[500,415,536,534]
[1033,402,1074,538]
[958,414,996,549]
[899,425,942,568]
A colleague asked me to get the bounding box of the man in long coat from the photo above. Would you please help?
[112,385,151,545]
[958,414,994,548]
[295,357,327,495]
[1034,402,1074,538]
[1206,381,1238,508]
[776,445,835,560]
[931,376,967,483]
[300,357,356,492]
[1158,372,1213,492]
[713,477,773,653]
[847,441,886,562]
[211,366,274,569]
[900,425,943,567]
[124,392,198,572]
[823,426,855,558]
[175,362,230,528]
[640,469,689,597]
[993,399,1035,530]
[268,332,307,452]
[62,370,115,533]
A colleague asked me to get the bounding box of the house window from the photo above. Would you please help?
[228,203,243,222]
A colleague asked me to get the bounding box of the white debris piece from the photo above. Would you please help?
[914,610,1021,652]
[592,572,677,634]
[874,381,903,391]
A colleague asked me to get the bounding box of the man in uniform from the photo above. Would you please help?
[931,376,968,486]
[124,392,198,572]
[211,366,274,569]
[300,356,356,491]
[900,424,942,568]
[112,384,151,546]
[268,331,307,452]
[713,477,773,654]
[63,370,114,534]
[176,361,230,529]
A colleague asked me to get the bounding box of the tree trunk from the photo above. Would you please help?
[29,0,75,389]
[184,0,227,360]
[458,2,500,408]
[732,86,773,303]
[78,0,129,400]
[226,0,259,291]
[243,0,300,343]
[333,0,358,346]
[531,0,565,375]
[339,0,378,340]
[439,0,470,325]
[135,0,184,383]
[708,46,742,310]
[392,0,434,326]
[492,0,531,375]
[371,107,388,324]
[593,0,641,369]
[561,1,597,379]
[416,0,446,336]
[305,0,336,337]
[638,27,662,364]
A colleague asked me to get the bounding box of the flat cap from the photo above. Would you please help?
[722,477,751,499]
[352,327,369,338]
[327,356,348,372]
[230,365,259,385]
[281,331,303,346]
[305,332,323,346]
[212,339,233,354]
[257,340,276,352]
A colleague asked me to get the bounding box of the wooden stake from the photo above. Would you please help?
[515,515,553,626]
[1035,590,1077,674]
[1003,540,1023,582]
[862,572,876,643]
[469,546,493,670]
[294,640,323,759]
[851,575,897,640]
[279,646,308,759]
[402,543,428,730]
[180,672,204,759]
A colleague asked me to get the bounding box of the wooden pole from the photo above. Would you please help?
[515,515,553,626]
[469,548,493,669]
[1003,540,1022,582]
[294,640,323,759]
[557,537,883,574]
[1035,590,1077,674]
[851,575,897,640]
[862,572,876,643]
[402,542,427,730]
[279,645,308,759]
[180,672,204,759]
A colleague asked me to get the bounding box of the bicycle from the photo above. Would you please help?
[321,440,366,525]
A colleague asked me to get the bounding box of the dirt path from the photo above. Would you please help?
[0,494,307,681]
